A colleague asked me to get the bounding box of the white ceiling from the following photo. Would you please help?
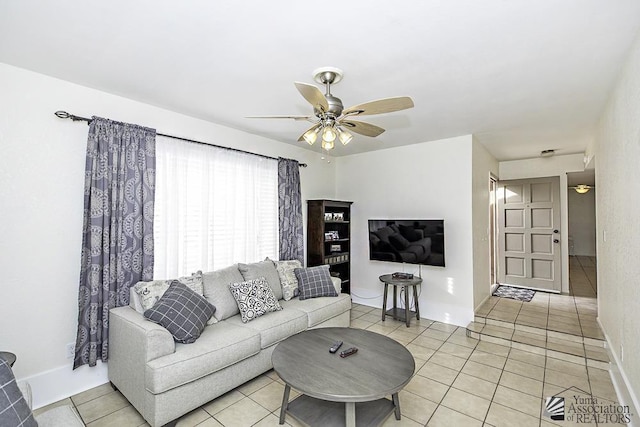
[2,1,639,160]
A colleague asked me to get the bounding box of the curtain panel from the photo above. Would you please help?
[74,117,156,369]
[277,158,304,263]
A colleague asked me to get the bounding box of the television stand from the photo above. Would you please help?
[379,274,422,327]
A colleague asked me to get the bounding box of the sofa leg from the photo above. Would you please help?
[109,381,118,392]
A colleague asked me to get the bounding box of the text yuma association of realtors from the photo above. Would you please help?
[567,396,632,424]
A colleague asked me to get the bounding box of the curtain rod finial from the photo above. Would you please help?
[55,111,71,119]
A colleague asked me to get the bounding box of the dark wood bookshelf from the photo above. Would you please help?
[307,200,353,294]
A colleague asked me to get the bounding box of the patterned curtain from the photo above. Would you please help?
[277,158,304,263]
[74,117,156,369]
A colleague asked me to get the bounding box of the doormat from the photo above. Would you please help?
[492,285,535,302]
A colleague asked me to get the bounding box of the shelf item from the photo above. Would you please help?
[307,200,353,294]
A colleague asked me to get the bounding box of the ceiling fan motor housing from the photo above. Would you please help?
[316,94,344,118]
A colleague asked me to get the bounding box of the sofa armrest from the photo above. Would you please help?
[17,381,32,409]
[331,276,341,294]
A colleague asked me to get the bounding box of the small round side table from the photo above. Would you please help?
[0,351,16,367]
[379,274,422,327]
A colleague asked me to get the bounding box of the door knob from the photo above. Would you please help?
[553,239,560,243]
[553,229,559,233]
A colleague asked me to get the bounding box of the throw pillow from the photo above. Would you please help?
[238,260,283,300]
[228,277,282,323]
[294,265,338,300]
[202,264,245,321]
[134,271,204,312]
[267,258,302,301]
[0,359,37,427]
[389,233,411,250]
[144,280,216,344]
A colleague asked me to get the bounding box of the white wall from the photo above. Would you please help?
[499,154,585,293]
[567,189,596,256]
[334,135,475,327]
[594,28,640,415]
[0,63,336,408]
[471,138,499,309]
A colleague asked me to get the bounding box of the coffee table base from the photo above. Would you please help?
[283,394,396,427]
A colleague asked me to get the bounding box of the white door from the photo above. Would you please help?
[497,177,562,292]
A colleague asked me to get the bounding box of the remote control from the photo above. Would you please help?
[339,347,358,358]
[329,341,343,353]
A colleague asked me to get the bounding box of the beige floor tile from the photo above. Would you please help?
[475,341,510,357]
[366,322,399,335]
[441,387,491,421]
[430,321,459,333]
[589,378,618,401]
[439,342,474,359]
[350,318,375,329]
[213,397,270,427]
[508,348,546,368]
[481,325,514,340]
[85,405,146,427]
[411,335,445,350]
[492,385,542,418]
[33,398,75,417]
[416,361,460,386]
[545,358,587,378]
[429,351,467,371]
[249,381,288,412]
[202,390,244,416]
[194,417,224,427]
[175,408,212,427]
[404,374,449,404]
[389,328,422,342]
[359,312,384,324]
[503,358,545,381]
[543,369,590,392]
[447,332,480,349]
[422,328,454,341]
[462,360,502,383]
[452,373,498,400]
[499,371,543,397]
[253,413,291,427]
[76,390,131,424]
[71,383,115,406]
[468,350,507,370]
[236,375,273,396]
[396,390,438,425]
[381,413,423,426]
[406,343,436,361]
[485,402,540,427]
[428,404,484,427]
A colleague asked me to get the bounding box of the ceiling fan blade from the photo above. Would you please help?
[294,82,329,113]
[339,120,386,137]
[246,115,312,121]
[342,96,414,117]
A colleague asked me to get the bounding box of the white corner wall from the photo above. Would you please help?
[471,138,499,309]
[0,62,336,408]
[334,135,475,326]
[499,154,585,293]
[594,28,640,416]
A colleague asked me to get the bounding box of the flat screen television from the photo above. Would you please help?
[368,219,445,267]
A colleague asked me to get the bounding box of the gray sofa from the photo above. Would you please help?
[108,263,351,427]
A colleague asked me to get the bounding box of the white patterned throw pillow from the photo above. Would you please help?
[228,277,283,323]
[267,258,302,301]
[134,271,205,311]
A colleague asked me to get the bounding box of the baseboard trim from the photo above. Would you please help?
[18,361,108,409]
[597,317,639,427]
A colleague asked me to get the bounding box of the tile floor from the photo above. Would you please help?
[34,305,622,426]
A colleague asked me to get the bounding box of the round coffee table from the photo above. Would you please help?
[272,327,415,427]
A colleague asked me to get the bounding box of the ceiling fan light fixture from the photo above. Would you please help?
[337,127,353,145]
[302,126,319,145]
[322,125,337,143]
[322,139,335,151]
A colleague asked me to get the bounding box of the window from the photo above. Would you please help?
[153,137,278,279]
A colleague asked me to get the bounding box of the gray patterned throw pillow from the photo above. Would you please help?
[268,258,302,301]
[229,277,283,323]
[144,280,216,343]
[0,359,37,427]
[294,265,338,300]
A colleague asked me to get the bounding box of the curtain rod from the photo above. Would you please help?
[54,111,307,167]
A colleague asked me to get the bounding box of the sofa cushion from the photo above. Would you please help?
[294,265,338,300]
[280,293,352,328]
[269,258,302,301]
[144,281,215,344]
[0,359,37,427]
[145,322,261,394]
[228,277,283,323]
[226,307,308,349]
[238,260,283,300]
[399,224,421,242]
[203,265,245,321]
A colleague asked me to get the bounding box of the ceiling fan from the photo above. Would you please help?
[248,67,414,151]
